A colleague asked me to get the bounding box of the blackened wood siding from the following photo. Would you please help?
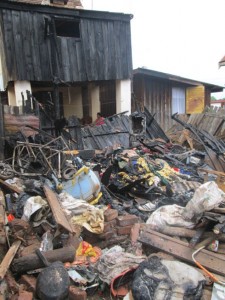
[0,3,132,87]
[133,74,172,131]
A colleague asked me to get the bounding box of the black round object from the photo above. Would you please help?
[36,261,70,300]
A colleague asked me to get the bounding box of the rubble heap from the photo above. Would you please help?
[0,110,225,299]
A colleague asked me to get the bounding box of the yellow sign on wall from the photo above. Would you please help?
[186,86,205,114]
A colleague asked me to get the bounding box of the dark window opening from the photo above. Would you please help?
[55,19,80,38]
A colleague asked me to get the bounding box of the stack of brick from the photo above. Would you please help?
[116,214,139,236]
[82,209,140,248]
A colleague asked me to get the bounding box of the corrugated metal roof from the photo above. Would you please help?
[7,0,83,9]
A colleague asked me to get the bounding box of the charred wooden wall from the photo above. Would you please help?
[0,104,4,160]
[133,74,172,131]
[0,1,133,86]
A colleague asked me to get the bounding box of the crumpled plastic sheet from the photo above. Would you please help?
[132,256,206,300]
[182,181,225,222]
[146,204,196,229]
[146,181,225,228]
[59,192,105,234]
[94,246,146,285]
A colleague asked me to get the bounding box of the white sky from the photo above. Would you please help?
[82,0,225,99]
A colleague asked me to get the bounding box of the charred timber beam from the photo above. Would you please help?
[11,246,75,273]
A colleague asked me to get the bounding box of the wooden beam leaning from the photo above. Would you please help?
[0,240,21,281]
[43,185,74,233]
[138,228,225,277]
[0,190,6,245]
[0,179,22,195]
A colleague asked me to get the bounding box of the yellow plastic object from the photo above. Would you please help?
[89,192,102,205]
[76,241,97,257]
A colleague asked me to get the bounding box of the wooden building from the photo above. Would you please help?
[0,0,133,128]
[133,68,223,131]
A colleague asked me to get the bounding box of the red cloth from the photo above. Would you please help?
[95,117,105,126]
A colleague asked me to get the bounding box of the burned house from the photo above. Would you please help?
[132,68,223,131]
[0,0,133,126]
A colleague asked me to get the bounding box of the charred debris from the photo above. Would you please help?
[0,107,225,299]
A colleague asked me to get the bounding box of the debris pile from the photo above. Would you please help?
[0,109,225,299]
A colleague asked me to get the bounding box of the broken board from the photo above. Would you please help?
[43,185,74,233]
[139,228,225,277]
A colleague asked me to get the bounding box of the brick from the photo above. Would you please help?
[117,214,139,227]
[18,291,33,300]
[117,225,132,235]
[96,234,128,249]
[19,275,36,293]
[69,286,87,300]
[99,229,117,240]
[130,223,141,244]
[104,209,118,222]
[5,272,19,294]
[103,219,117,232]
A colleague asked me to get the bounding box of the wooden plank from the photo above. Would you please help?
[11,10,25,79]
[142,224,225,243]
[0,190,6,245]
[0,179,22,194]
[139,229,225,277]
[20,11,34,80]
[43,185,74,233]
[0,240,21,281]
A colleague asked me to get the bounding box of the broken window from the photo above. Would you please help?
[54,19,80,38]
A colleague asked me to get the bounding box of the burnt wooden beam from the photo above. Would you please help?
[139,228,225,277]
[11,246,75,273]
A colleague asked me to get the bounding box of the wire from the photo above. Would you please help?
[192,246,225,285]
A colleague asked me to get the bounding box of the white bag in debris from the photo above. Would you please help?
[182,181,225,222]
[146,181,225,228]
[146,204,195,229]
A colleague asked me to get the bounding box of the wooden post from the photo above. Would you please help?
[0,102,4,161]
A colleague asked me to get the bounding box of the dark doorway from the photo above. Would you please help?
[100,81,116,117]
